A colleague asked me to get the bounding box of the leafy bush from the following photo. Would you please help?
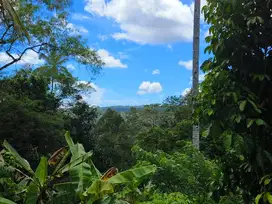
[139,192,193,204]
[0,132,156,204]
[133,143,222,199]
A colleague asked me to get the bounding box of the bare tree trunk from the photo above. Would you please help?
[192,0,200,149]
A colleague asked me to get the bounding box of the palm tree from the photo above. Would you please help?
[35,50,74,94]
[0,0,30,41]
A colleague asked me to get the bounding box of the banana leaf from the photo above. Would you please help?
[108,165,156,184]
[3,140,34,175]
[0,197,17,204]
[34,157,47,187]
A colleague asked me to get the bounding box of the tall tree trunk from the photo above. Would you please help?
[192,0,200,149]
[51,78,54,94]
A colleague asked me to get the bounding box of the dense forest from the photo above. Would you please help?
[0,0,272,203]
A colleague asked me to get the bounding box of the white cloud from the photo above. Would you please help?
[66,64,75,70]
[77,81,105,106]
[204,29,210,39]
[199,73,206,82]
[0,50,44,65]
[67,23,89,35]
[178,60,192,70]
[189,73,206,85]
[72,13,92,21]
[98,34,108,41]
[84,0,195,44]
[118,52,129,59]
[152,69,160,75]
[167,44,173,51]
[97,49,127,68]
[182,88,191,97]
[137,81,162,95]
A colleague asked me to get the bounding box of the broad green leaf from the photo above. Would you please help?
[202,129,209,138]
[255,193,263,204]
[0,197,17,204]
[65,131,74,149]
[266,192,272,203]
[222,132,232,151]
[3,140,34,175]
[256,16,264,24]
[25,183,40,204]
[53,182,78,204]
[239,155,245,161]
[247,119,254,128]
[235,114,242,123]
[264,179,271,185]
[207,109,214,116]
[239,100,247,111]
[232,92,238,102]
[58,152,92,174]
[256,119,266,126]
[35,157,48,187]
[84,180,114,202]
[108,165,156,184]
[70,143,87,161]
[248,99,262,113]
[70,162,93,196]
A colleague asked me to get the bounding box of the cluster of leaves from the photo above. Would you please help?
[0,132,157,204]
[197,0,272,203]
[1,0,103,69]
[132,143,222,202]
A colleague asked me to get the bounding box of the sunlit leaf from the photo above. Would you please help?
[239,100,247,111]
[3,140,34,175]
[108,165,156,184]
[255,193,263,204]
[0,197,17,204]
[25,182,40,204]
[247,119,254,128]
[34,157,47,187]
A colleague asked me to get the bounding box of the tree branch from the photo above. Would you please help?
[0,43,48,71]
[0,23,13,44]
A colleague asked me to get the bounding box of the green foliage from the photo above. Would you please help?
[198,0,272,202]
[0,0,103,72]
[133,143,222,198]
[1,132,157,204]
[64,101,98,151]
[0,70,66,166]
[139,192,194,204]
[94,109,134,171]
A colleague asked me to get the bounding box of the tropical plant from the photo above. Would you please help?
[197,0,272,202]
[132,143,222,199]
[34,49,76,96]
[0,0,103,72]
[0,132,156,204]
[139,192,194,204]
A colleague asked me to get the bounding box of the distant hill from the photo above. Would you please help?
[99,105,144,113]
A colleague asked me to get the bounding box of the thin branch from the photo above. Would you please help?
[0,43,47,71]
[0,23,13,44]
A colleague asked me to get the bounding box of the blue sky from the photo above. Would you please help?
[0,0,211,107]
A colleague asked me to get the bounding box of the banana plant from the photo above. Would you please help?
[1,132,92,204]
[1,132,156,204]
